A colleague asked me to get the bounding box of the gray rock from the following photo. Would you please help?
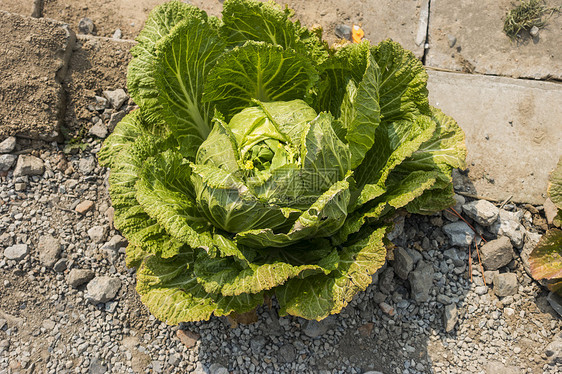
[442,221,474,246]
[88,357,107,374]
[0,154,17,171]
[103,89,128,110]
[112,28,122,39]
[302,317,334,338]
[443,247,464,267]
[78,17,95,35]
[363,372,384,374]
[378,267,395,295]
[53,258,67,272]
[490,209,525,248]
[443,304,458,332]
[4,244,28,261]
[277,343,296,363]
[14,182,26,191]
[94,96,107,111]
[334,24,352,40]
[86,276,121,304]
[406,247,422,265]
[480,236,514,270]
[447,34,457,48]
[409,261,434,302]
[520,231,541,278]
[485,361,522,374]
[529,25,539,38]
[88,226,108,244]
[67,269,95,288]
[474,286,488,295]
[545,333,562,364]
[0,137,16,153]
[89,122,108,138]
[250,336,266,352]
[209,363,228,374]
[38,235,62,267]
[108,110,127,131]
[79,156,96,175]
[483,270,499,285]
[393,247,414,280]
[101,235,128,252]
[152,360,162,373]
[493,273,518,297]
[13,155,44,177]
[443,194,465,221]
[462,200,499,226]
[547,292,562,317]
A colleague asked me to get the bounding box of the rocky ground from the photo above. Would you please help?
[0,109,561,373]
[1,1,561,373]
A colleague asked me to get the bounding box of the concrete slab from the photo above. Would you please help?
[41,0,427,56]
[427,0,562,80]
[0,11,75,141]
[427,70,562,205]
[63,35,135,136]
[271,0,428,58]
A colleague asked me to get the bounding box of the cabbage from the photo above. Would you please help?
[98,0,467,323]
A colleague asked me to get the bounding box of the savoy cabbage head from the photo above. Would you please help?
[98,0,467,323]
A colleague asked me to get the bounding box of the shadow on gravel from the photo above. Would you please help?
[176,181,561,374]
[177,211,474,374]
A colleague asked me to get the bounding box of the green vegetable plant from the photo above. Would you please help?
[529,157,562,295]
[98,0,467,323]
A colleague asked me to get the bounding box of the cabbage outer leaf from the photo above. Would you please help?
[276,225,389,320]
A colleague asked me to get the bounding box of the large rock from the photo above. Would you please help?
[0,11,75,140]
[87,225,108,244]
[86,276,121,304]
[409,261,434,302]
[38,235,62,268]
[493,273,518,297]
[0,154,17,172]
[0,137,16,154]
[393,246,414,280]
[427,70,562,205]
[443,304,458,333]
[13,155,44,177]
[462,200,499,226]
[3,244,28,261]
[103,89,128,109]
[67,269,95,288]
[489,210,526,249]
[427,0,562,80]
[442,221,474,247]
[480,236,514,271]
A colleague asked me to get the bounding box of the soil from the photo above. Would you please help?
[0,10,73,141]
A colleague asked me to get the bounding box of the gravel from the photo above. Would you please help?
[0,139,560,374]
